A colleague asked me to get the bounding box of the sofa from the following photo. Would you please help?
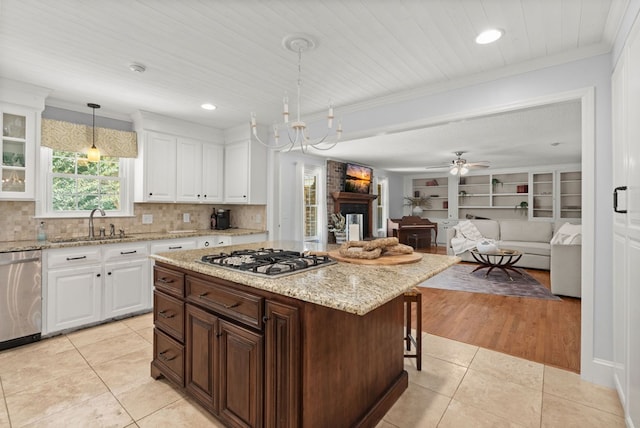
[446,219,553,270]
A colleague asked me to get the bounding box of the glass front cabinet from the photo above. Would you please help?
[1,106,36,199]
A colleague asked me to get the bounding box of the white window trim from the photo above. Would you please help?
[36,147,135,218]
[303,164,326,244]
[373,176,389,238]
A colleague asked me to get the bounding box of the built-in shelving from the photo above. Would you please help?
[412,176,449,214]
[409,168,581,222]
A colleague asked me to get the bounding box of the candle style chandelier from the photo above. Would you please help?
[250,34,342,153]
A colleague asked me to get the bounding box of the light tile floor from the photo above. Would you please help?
[0,313,625,427]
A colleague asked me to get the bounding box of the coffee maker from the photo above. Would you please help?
[215,209,230,230]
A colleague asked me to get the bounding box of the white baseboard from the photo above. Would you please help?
[581,357,615,388]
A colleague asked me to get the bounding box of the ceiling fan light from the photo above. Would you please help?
[449,166,459,175]
[460,166,469,175]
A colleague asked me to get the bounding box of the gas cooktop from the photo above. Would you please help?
[198,248,336,278]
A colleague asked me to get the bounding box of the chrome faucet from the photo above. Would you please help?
[88,208,106,239]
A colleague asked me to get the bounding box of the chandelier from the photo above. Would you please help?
[250,35,342,153]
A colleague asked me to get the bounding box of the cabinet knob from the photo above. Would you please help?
[107,272,112,276]
[262,316,270,323]
[96,273,101,277]
[149,192,153,196]
[197,194,200,198]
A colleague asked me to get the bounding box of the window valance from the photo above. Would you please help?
[41,118,138,158]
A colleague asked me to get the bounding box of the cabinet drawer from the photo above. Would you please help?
[154,291,184,342]
[186,276,264,330]
[103,242,149,262]
[154,265,185,298]
[46,247,101,269]
[153,328,185,387]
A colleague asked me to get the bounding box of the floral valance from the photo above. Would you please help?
[41,118,138,158]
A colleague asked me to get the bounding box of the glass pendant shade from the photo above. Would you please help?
[87,144,100,162]
[87,103,101,162]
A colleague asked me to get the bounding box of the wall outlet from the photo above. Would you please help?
[142,214,153,224]
[183,213,190,223]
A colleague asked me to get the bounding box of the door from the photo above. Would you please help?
[103,259,149,319]
[144,132,176,202]
[185,303,219,413]
[202,143,224,203]
[613,18,640,426]
[218,319,263,428]
[224,141,249,203]
[176,138,203,202]
[46,265,102,333]
[264,300,299,428]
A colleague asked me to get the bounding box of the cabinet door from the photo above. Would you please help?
[219,319,263,428]
[202,143,224,203]
[1,106,36,200]
[103,258,150,319]
[186,303,220,414]
[264,301,299,428]
[144,132,176,202]
[46,265,102,334]
[176,138,203,202]
[224,141,249,203]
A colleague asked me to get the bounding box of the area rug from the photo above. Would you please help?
[419,263,561,300]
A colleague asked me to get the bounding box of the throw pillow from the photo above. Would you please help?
[458,220,484,241]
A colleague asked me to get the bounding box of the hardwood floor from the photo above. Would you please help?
[416,245,581,373]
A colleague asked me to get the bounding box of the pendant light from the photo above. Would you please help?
[87,103,101,162]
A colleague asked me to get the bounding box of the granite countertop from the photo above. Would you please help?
[0,228,267,253]
[151,240,460,316]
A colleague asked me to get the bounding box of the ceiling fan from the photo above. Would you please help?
[425,151,490,176]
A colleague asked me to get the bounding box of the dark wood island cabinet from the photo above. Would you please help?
[150,243,459,428]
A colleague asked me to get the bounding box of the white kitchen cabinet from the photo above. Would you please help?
[0,105,38,200]
[136,131,177,202]
[150,238,197,254]
[46,264,102,334]
[103,242,150,319]
[44,243,151,335]
[176,138,223,203]
[197,235,231,248]
[224,140,267,204]
[229,232,268,245]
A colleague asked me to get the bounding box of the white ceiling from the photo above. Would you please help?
[0,0,626,173]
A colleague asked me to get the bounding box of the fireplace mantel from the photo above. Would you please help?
[332,192,378,239]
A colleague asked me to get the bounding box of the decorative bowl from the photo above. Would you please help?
[476,240,499,254]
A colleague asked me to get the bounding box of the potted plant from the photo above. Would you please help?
[491,178,503,191]
[403,196,431,214]
[514,201,528,215]
[329,213,347,243]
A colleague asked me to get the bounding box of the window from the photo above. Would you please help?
[304,171,319,240]
[374,176,388,237]
[39,148,134,217]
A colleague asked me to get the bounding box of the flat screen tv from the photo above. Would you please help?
[344,163,373,194]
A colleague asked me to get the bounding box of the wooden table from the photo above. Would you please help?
[470,249,523,281]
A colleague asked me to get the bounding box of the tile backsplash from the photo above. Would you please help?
[0,202,266,242]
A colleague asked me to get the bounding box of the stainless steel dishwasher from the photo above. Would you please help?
[0,250,42,351]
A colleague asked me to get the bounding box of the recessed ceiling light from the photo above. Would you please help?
[475,29,504,45]
[201,103,216,111]
[129,63,146,73]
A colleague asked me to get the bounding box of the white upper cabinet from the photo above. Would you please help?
[133,111,225,204]
[223,125,267,204]
[136,131,177,202]
[0,105,38,200]
[177,138,223,203]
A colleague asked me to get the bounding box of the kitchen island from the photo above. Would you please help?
[150,241,458,427]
